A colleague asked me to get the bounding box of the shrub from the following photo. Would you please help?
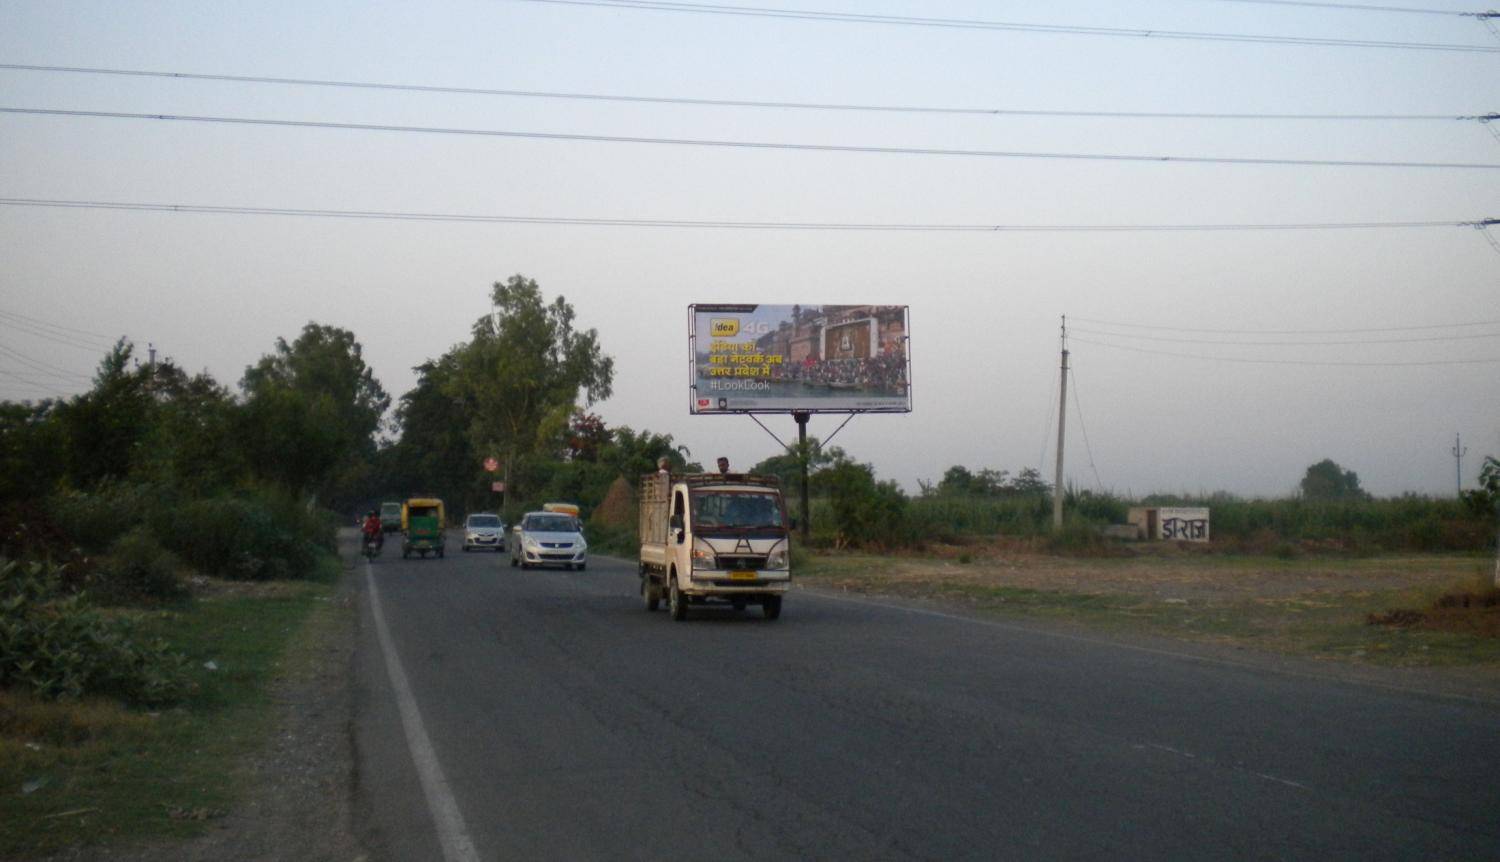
[816,461,909,550]
[159,490,333,581]
[95,528,186,603]
[44,483,165,554]
[0,559,190,705]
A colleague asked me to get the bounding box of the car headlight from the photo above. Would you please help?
[766,541,789,571]
[692,537,717,570]
[576,538,587,551]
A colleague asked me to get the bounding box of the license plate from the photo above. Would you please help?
[730,571,756,580]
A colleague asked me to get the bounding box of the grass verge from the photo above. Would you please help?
[0,555,340,859]
[798,551,1500,668]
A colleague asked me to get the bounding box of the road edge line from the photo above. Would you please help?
[365,562,481,862]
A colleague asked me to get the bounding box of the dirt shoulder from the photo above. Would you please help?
[46,553,365,862]
[798,545,1500,704]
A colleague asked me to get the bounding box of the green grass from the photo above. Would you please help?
[0,555,340,858]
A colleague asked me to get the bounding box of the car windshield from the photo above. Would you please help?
[467,515,501,528]
[525,515,578,533]
[691,492,784,530]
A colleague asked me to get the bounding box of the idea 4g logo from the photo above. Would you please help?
[709,318,772,337]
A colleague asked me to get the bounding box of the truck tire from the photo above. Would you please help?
[762,595,783,620]
[642,578,661,611]
[669,576,688,621]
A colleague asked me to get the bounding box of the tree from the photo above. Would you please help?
[240,323,389,499]
[1299,458,1370,501]
[446,276,614,502]
[750,440,839,493]
[1462,455,1500,517]
[814,458,908,549]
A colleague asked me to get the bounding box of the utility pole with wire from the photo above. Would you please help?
[1052,317,1068,532]
[1452,433,1467,497]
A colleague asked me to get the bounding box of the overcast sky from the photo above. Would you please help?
[2,0,1497,497]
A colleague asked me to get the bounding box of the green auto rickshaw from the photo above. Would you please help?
[401,498,446,559]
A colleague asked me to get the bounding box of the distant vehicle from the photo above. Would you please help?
[379,502,403,533]
[510,512,587,570]
[542,502,580,517]
[401,498,445,559]
[463,513,505,553]
[638,472,790,621]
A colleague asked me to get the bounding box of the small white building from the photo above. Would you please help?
[1127,507,1211,543]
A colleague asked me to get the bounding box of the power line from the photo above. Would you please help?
[0,311,117,352]
[1,198,1491,233]
[513,0,1500,52]
[0,344,94,381]
[0,307,115,340]
[5,106,1499,169]
[1070,335,1500,366]
[1192,0,1486,16]
[1,64,1492,123]
[1068,325,1500,346]
[1069,315,1500,334]
[1068,366,1107,493]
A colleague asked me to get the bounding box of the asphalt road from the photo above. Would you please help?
[351,539,1500,861]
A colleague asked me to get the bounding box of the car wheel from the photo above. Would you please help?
[669,575,688,622]
[762,595,783,621]
[578,562,586,571]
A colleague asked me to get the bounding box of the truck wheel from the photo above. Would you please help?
[642,578,661,612]
[669,577,688,621]
[762,595,783,620]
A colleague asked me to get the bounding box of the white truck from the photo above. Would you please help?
[638,472,792,621]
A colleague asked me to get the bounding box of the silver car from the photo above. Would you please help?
[462,513,506,552]
[509,512,588,570]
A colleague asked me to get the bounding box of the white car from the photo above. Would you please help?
[462,513,506,552]
[510,512,588,570]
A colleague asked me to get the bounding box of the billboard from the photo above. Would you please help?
[689,304,911,414]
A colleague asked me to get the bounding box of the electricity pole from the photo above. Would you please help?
[1052,317,1068,532]
[1452,433,1466,497]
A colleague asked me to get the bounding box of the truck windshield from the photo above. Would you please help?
[691,492,784,530]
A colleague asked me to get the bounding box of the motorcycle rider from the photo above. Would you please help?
[361,509,384,553]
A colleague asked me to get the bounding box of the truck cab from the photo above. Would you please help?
[639,473,791,620]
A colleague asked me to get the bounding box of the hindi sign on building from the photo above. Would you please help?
[689,304,911,414]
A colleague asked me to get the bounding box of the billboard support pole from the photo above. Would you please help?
[795,411,811,543]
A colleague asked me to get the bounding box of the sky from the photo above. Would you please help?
[1,0,1497,498]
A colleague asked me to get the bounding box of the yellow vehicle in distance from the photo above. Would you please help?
[401,498,446,559]
[542,502,580,517]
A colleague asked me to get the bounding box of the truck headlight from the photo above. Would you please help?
[766,541,789,571]
[692,538,717,570]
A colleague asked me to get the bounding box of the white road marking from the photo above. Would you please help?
[366,562,481,862]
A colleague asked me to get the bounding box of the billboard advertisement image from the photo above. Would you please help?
[690,304,911,414]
